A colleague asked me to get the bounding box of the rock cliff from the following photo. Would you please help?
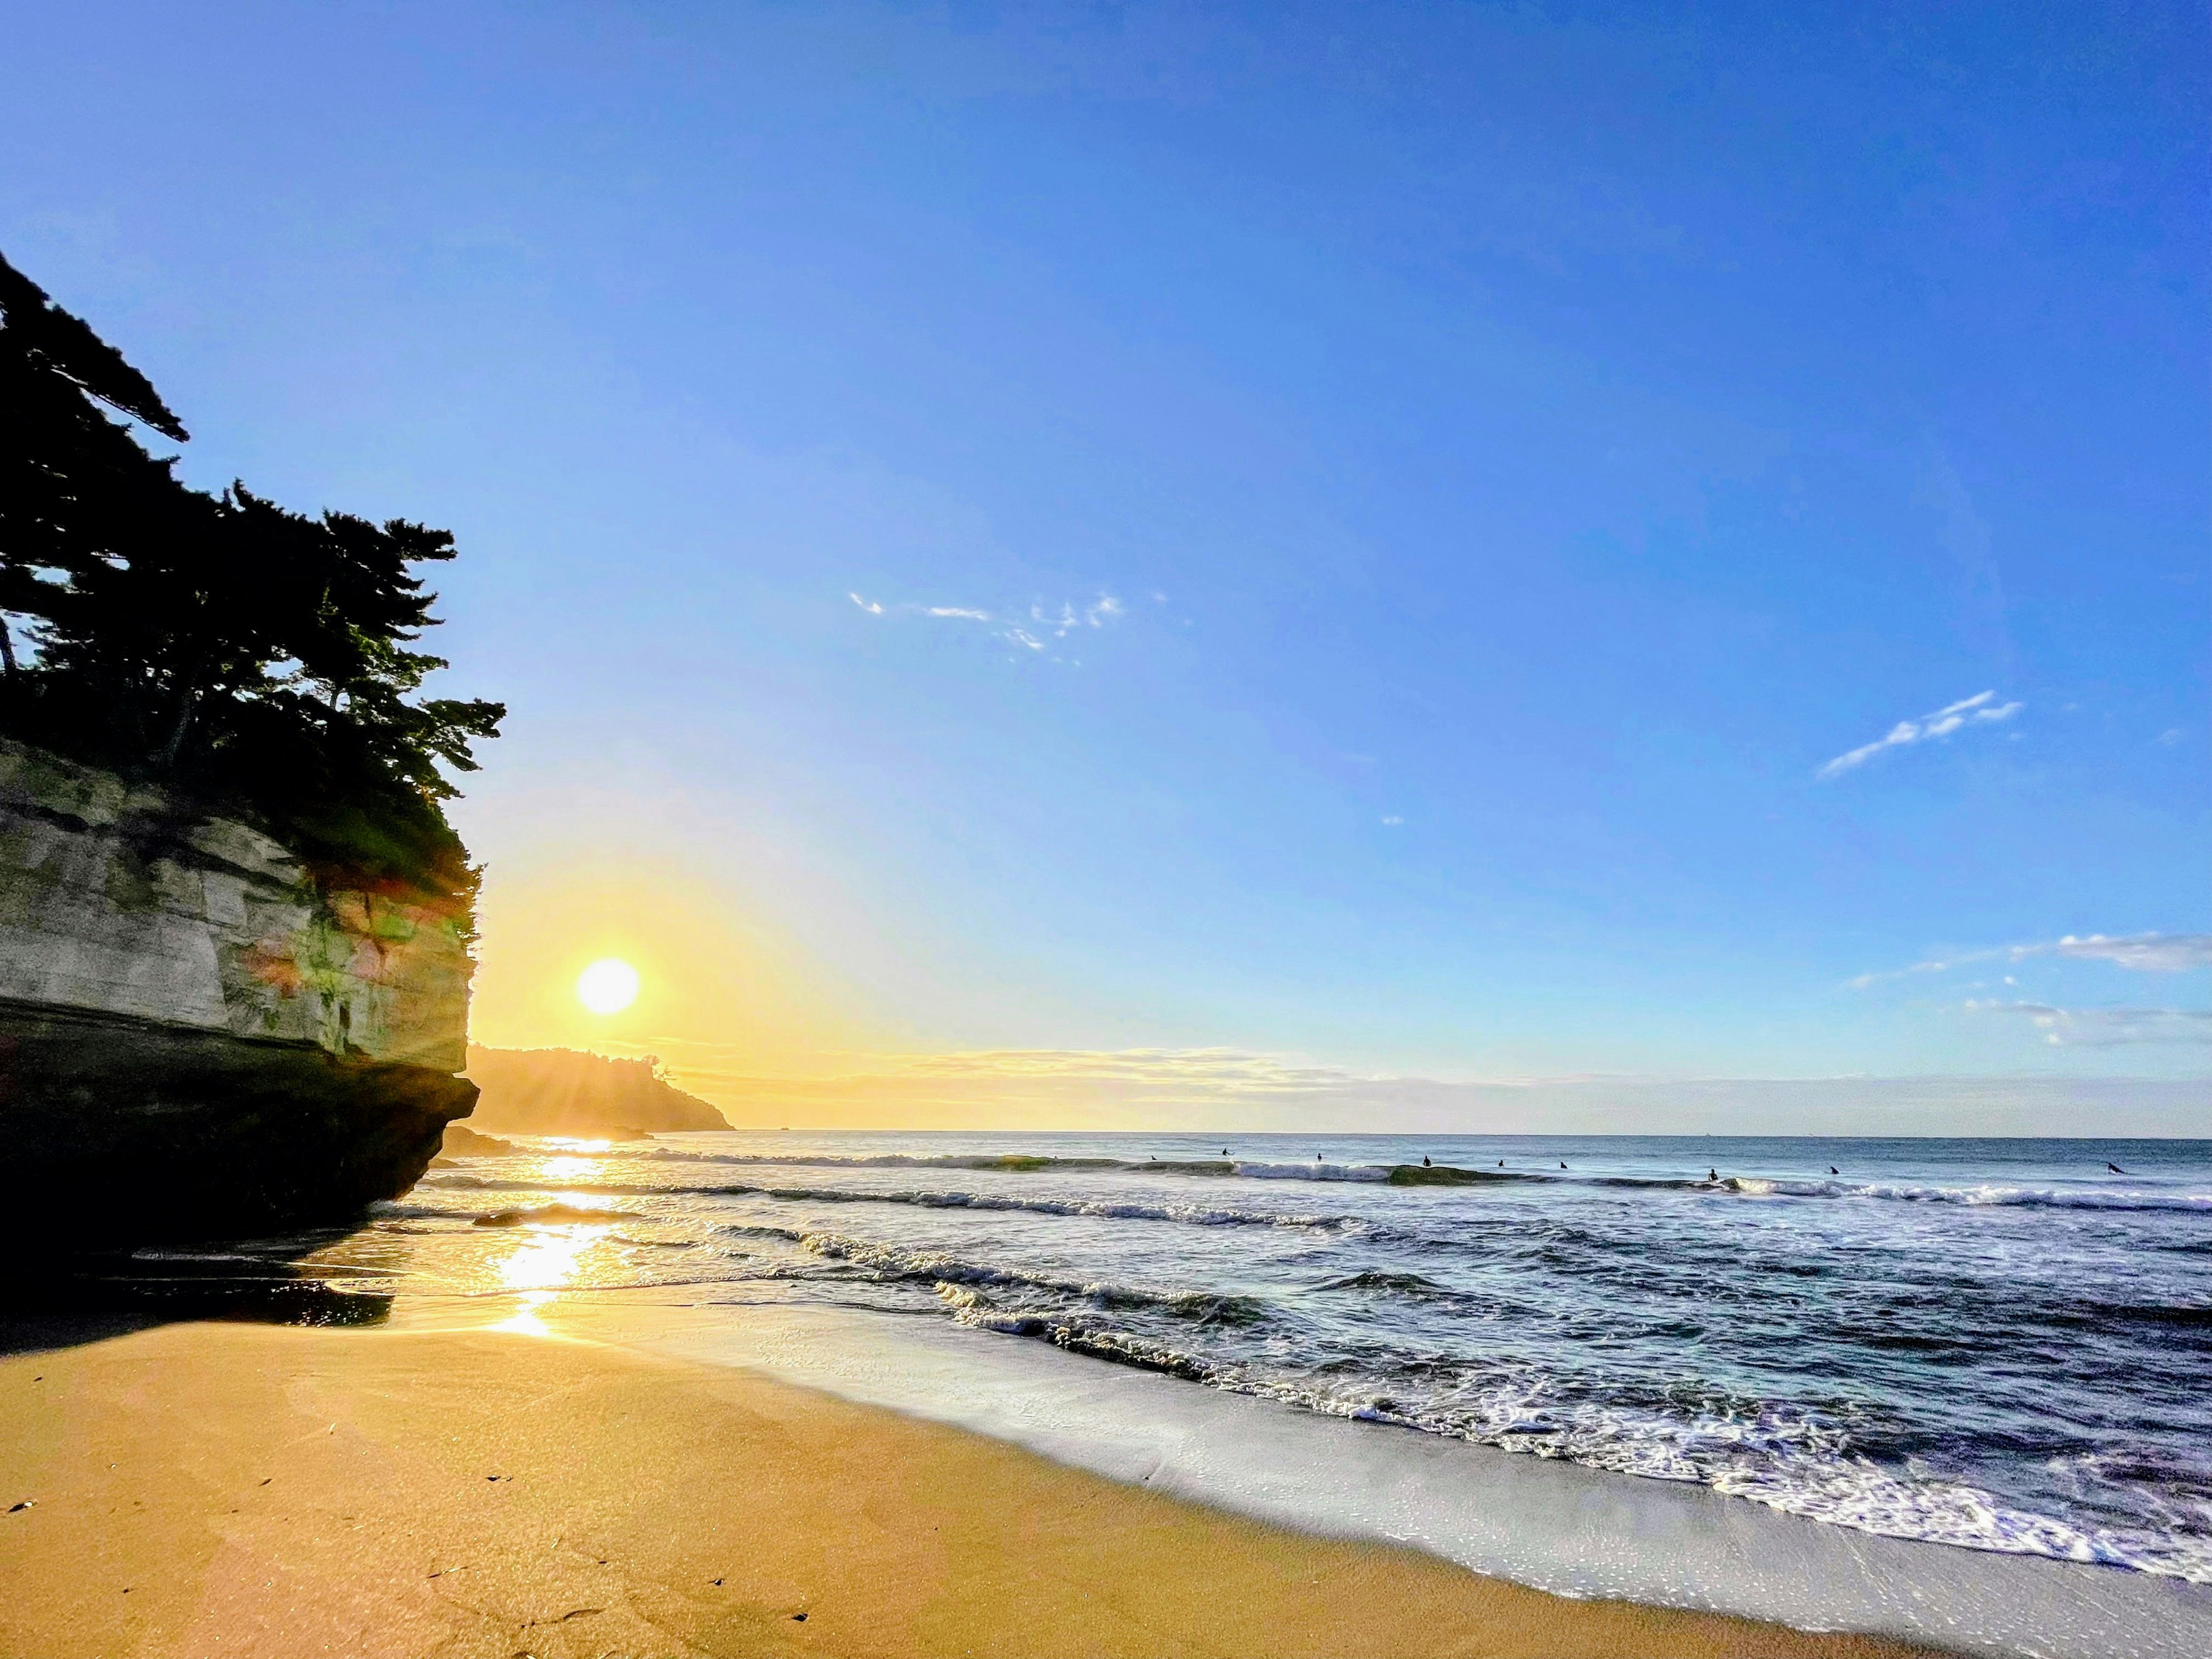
[0,738,479,1239]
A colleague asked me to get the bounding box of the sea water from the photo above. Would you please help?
[335,1131,2212,1585]
[156,1133,2212,1594]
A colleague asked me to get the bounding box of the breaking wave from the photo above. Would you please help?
[421,1172,1351,1230]
[945,1286,2212,1582]
[724,1223,1274,1331]
[497,1146,2212,1211]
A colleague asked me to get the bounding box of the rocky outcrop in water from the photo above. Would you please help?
[464,1044,729,1137]
[0,738,478,1239]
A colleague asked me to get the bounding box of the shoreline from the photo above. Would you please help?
[1,1316,1940,1659]
[528,1290,2212,1659]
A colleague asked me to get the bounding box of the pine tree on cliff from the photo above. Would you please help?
[0,254,188,679]
[0,251,503,899]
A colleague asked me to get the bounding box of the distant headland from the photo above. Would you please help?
[461,1045,730,1138]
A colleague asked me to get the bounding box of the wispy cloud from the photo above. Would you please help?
[1963,1001,2212,1047]
[1817,690,2022,779]
[1027,596,1123,636]
[1849,933,2212,988]
[892,1047,1359,1094]
[2045,934,2212,972]
[848,589,1125,656]
[623,1041,1378,1107]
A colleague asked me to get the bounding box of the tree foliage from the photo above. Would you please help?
[0,252,502,900]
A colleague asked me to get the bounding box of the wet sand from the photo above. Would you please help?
[0,1320,1941,1658]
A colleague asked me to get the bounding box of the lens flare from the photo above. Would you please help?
[575,957,639,1014]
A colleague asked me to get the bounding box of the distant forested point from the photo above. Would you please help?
[0,252,502,902]
[463,1047,732,1135]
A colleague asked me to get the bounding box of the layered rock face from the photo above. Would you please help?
[0,738,479,1239]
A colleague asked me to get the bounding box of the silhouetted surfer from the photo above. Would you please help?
[1422,1156,1431,1167]
[1497,1160,1504,1167]
[2108,1161,2127,1175]
[1709,1168,1718,1182]
[1559,1161,1568,1170]
[1829,1166,1839,1175]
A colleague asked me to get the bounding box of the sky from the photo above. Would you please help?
[4,1,2206,1131]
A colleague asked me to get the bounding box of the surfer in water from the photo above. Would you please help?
[2108,1161,2127,1175]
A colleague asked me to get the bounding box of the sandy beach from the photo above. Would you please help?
[0,1319,1944,1659]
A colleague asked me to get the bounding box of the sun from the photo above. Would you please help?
[575,958,640,1016]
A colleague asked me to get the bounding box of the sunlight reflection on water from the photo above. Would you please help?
[498,1224,599,1291]
[488,1222,605,1332]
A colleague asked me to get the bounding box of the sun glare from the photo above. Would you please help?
[575,957,640,1015]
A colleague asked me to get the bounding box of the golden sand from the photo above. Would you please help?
[0,1321,1940,1658]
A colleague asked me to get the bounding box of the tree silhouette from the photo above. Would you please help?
[0,251,502,900]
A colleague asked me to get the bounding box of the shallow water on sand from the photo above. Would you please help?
[153,1131,2212,1586]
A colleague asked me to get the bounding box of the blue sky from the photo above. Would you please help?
[5,2,2205,1125]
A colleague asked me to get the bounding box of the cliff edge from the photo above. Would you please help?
[0,738,479,1239]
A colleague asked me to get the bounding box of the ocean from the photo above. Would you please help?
[127,1130,2212,1613]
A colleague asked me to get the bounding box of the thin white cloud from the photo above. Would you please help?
[849,588,1126,657]
[1817,691,2022,779]
[1381,815,1404,826]
[2160,728,2185,746]
[1846,957,1962,990]
[1850,932,2212,988]
[895,1047,1362,1094]
[2046,934,2212,972]
[1964,1000,2212,1047]
[1031,593,1124,637]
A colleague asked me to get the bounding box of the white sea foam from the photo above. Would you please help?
[1710,1175,2212,1210]
[950,1313,2212,1583]
[1233,1160,1391,1182]
[760,1184,1343,1229]
[593,1144,2212,1211]
[1847,1181,2212,1211]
